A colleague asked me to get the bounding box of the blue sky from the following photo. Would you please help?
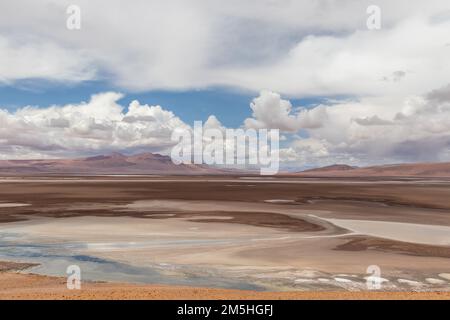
[0,80,329,128]
[0,81,254,127]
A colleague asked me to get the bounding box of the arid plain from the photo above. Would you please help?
[0,175,449,299]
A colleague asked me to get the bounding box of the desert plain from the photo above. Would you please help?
[0,175,449,299]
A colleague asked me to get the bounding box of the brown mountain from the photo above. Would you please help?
[301,164,358,173]
[296,162,450,177]
[0,152,225,175]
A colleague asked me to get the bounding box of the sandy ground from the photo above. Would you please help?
[1,271,449,300]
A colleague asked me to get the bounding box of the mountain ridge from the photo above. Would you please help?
[1,153,450,177]
[0,152,224,175]
[295,161,450,177]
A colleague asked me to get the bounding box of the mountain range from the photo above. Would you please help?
[295,163,450,177]
[0,152,222,175]
[0,152,449,177]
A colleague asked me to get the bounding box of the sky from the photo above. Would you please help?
[1,0,450,168]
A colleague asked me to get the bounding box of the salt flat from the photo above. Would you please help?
[0,176,449,292]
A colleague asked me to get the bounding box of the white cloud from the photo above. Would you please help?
[1,1,450,166]
[353,115,393,126]
[0,92,189,159]
[0,1,449,96]
[1,87,450,166]
[244,91,300,132]
[203,115,225,131]
[0,35,95,83]
[221,17,450,97]
[278,85,450,166]
[244,91,328,132]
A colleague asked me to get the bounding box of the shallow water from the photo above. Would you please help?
[1,206,449,291]
[0,232,262,290]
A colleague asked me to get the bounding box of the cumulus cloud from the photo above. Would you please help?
[280,84,450,165]
[0,92,189,159]
[1,87,450,166]
[244,91,328,132]
[244,91,299,131]
[203,115,225,131]
[242,88,450,165]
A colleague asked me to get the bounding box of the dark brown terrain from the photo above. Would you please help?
[297,162,450,177]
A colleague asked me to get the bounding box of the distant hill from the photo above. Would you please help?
[2,154,449,177]
[295,162,450,177]
[301,164,358,173]
[0,152,226,175]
